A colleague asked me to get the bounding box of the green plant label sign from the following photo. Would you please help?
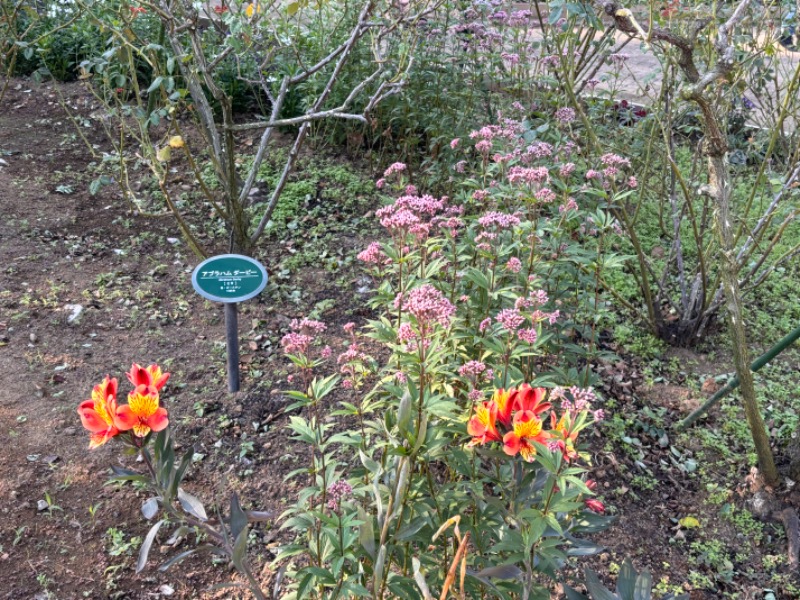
[191,254,267,303]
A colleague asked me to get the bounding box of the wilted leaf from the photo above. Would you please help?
[168,135,185,149]
[156,146,171,162]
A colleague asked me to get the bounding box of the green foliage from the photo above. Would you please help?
[565,558,688,600]
[271,109,628,599]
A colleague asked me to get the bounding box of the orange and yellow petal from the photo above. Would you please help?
[146,364,170,391]
[518,440,536,462]
[113,405,139,431]
[91,376,118,405]
[513,384,550,415]
[493,388,514,426]
[145,407,169,433]
[116,387,167,437]
[88,427,119,449]
[502,431,520,456]
[127,386,160,418]
[127,363,170,391]
[126,363,149,387]
[468,402,498,439]
[78,401,111,433]
[512,411,543,438]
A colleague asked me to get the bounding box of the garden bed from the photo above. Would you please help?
[1,78,799,599]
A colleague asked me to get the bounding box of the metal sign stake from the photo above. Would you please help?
[225,302,240,392]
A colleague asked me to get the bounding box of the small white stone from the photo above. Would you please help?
[64,304,84,324]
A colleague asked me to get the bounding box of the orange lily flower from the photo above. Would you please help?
[467,401,501,446]
[511,384,551,416]
[550,411,580,461]
[503,410,550,462]
[115,385,169,437]
[126,363,170,391]
[492,388,515,427]
[77,376,121,448]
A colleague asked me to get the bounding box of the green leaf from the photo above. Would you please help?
[136,519,165,574]
[470,564,522,580]
[108,465,145,483]
[563,584,589,600]
[296,570,315,600]
[412,557,433,600]
[396,516,428,541]
[584,568,617,600]
[357,506,375,559]
[633,568,652,600]
[617,558,636,598]
[158,544,223,571]
[170,446,195,499]
[177,488,207,521]
[231,527,249,571]
[229,493,248,542]
[147,76,164,94]
[158,548,198,572]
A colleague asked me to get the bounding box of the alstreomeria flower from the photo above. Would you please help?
[466,384,599,463]
[492,387,516,427]
[467,401,501,446]
[511,383,551,416]
[77,376,121,448]
[502,410,550,462]
[127,363,170,391]
[78,364,170,448]
[115,384,169,438]
[549,410,588,462]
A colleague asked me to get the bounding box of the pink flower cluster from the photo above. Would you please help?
[507,9,532,26]
[375,194,449,241]
[550,386,604,422]
[508,166,549,186]
[478,211,520,230]
[357,242,388,265]
[495,308,525,332]
[555,107,576,124]
[384,162,407,178]
[281,318,326,356]
[326,479,353,511]
[395,284,456,328]
[506,257,522,273]
[459,360,487,378]
[521,142,554,162]
[600,153,631,168]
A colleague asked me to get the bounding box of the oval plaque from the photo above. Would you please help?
[191,254,268,303]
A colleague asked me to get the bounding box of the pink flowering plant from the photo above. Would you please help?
[273,110,629,599]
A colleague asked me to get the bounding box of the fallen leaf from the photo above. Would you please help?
[679,516,701,529]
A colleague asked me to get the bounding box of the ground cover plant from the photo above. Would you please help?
[3,0,800,598]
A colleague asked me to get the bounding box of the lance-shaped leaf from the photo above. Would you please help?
[136,519,165,573]
[229,493,248,545]
[178,487,207,521]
